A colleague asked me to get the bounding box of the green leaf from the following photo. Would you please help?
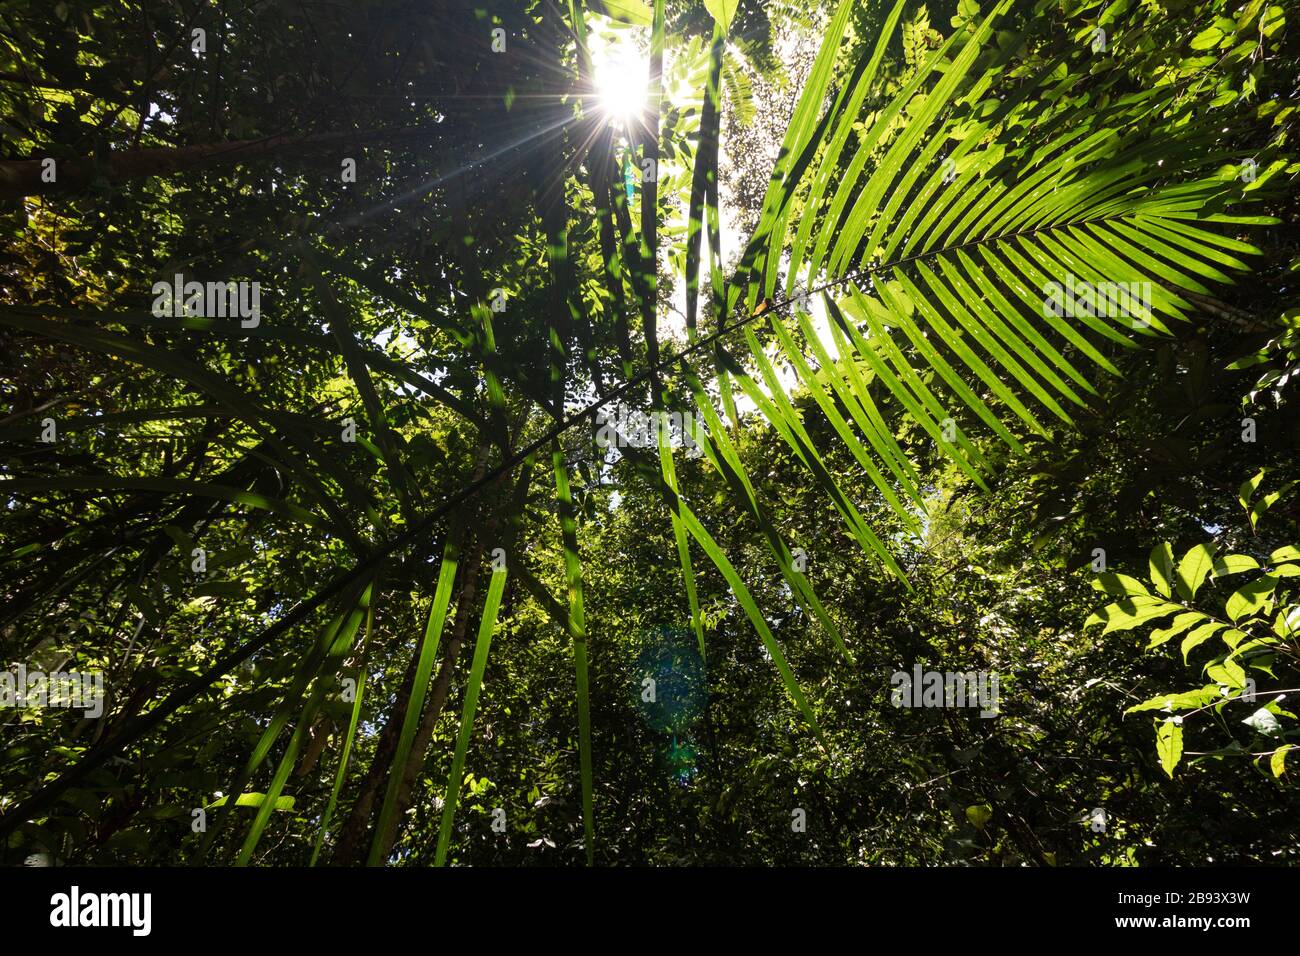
[1206,658,1247,690]
[0,477,325,531]
[1190,25,1225,50]
[1220,628,1249,650]
[1272,744,1293,778]
[435,565,509,867]
[1126,686,1220,714]
[0,309,372,546]
[1156,719,1183,778]
[965,803,993,829]
[191,580,247,599]
[703,0,738,29]
[206,792,295,811]
[664,488,825,739]
[588,0,652,25]
[554,445,595,864]
[1092,572,1152,598]
[1225,574,1278,623]
[311,670,367,866]
[1213,554,1260,577]
[234,583,375,866]
[1273,605,1300,638]
[1239,468,1265,510]
[197,582,371,863]
[1250,482,1299,529]
[369,545,460,865]
[1260,5,1284,38]
[1146,612,1205,649]
[1180,622,1225,662]
[1175,543,1215,600]
[683,18,726,341]
[680,364,852,662]
[1225,633,1277,662]
[1085,598,1182,634]
[1149,543,1175,597]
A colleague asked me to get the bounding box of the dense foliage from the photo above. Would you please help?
[1,0,1297,866]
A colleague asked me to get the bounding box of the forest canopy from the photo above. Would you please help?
[0,0,1298,867]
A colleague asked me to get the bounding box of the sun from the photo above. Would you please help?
[593,43,648,127]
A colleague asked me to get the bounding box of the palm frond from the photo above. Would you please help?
[710,0,1267,571]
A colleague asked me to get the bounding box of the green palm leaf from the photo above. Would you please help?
[433,563,509,867]
[716,0,1267,577]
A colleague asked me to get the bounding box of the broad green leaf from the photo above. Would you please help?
[1272,744,1294,778]
[1225,634,1278,663]
[703,0,738,29]
[1253,483,1298,529]
[966,804,993,829]
[1238,468,1265,509]
[1226,574,1278,622]
[1085,598,1182,634]
[1180,622,1225,662]
[206,792,295,811]
[1146,611,1204,649]
[588,0,652,25]
[1260,5,1284,38]
[1175,543,1215,600]
[1213,555,1260,578]
[1206,658,1247,690]
[1156,719,1183,778]
[1092,572,1151,598]
[1220,628,1250,650]
[1149,542,1175,597]
[1274,605,1300,638]
[1126,686,1221,714]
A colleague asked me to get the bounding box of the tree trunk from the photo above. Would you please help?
[328,625,425,864]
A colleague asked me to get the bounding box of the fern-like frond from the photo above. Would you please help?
[715,0,1270,560]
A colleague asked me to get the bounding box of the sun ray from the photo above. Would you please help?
[593,40,648,128]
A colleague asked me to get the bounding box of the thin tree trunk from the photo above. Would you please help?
[328,622,425,864]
